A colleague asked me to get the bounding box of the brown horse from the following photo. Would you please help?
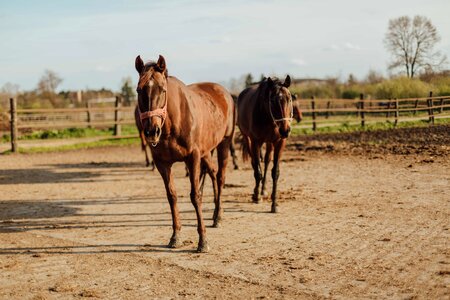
[134,105,155,170]
[237,76,293,213]
[291,94,303,123]
[135,55,235,252]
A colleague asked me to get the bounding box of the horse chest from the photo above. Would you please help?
[151,137,190,162]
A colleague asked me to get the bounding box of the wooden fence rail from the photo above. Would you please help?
[4,92,450,152]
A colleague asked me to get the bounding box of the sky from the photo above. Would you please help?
[1,0,449,92]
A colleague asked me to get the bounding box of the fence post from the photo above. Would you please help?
[311,96,316,131]
[414,98,419,115]
[325,101,331,119]
[360,93,365,127]
[386,98,391,119]
[86,101,92,128]
[114,96,122,136]
[439,97,444,114]
[427,91,434,124]
[9,98,18,153]
[394,98,399,127]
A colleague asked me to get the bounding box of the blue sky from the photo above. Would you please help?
[1,0,449,91]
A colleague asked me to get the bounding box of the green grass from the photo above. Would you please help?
[291,117,450,136]
[1,125,138,142]
[2,136,140,154]
[2,118,449,154]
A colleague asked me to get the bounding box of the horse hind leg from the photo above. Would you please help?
[229,138,239,170]
[215,137,232,226]
[200,153,220,227]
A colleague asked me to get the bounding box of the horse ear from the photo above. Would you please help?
[267,77,274,87]
[156,55,166,72]
[135,55,144,73]
[283,75,291,88]
[292,93,298,100]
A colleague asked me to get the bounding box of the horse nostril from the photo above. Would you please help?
[155,126,161,137]
[144,129,151,138]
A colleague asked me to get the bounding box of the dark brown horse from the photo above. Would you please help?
[237,76,293,213]
[291,94,303,123]
[134,105,155,170]
[135,55,235,252]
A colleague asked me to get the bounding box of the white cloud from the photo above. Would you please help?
[292,58,307,66]
[322,44,340,51]
[344,42,361,51]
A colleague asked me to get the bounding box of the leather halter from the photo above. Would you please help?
[137,84,168,147]
[268,91,293,124]
[139,91,167,123]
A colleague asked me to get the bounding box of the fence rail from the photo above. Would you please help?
[4,92,450,152]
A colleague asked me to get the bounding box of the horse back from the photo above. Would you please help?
[187,82,235,138]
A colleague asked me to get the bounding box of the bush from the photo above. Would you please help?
[341,88,360,99]
[374,77,432,99]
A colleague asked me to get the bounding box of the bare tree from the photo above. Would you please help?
[120,77,136,106]
[37,70,63,107]
[364,69,384,84]
[384,15,447,78]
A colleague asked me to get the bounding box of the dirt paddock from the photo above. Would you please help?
[1,128,449,299]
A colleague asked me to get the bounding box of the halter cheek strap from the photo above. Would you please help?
[268,94,294,124]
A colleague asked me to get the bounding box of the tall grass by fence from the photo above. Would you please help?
[4,92,450,152]
[295,92,450,130]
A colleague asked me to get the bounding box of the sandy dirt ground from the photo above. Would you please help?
[0,132,449,299]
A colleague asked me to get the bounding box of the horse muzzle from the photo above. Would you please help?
[279,127,291,139]
[144,126,162,145]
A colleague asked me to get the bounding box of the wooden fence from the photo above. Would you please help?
[295,92,450,130]
[4,92,450,152]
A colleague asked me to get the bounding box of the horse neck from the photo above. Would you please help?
[162,77,189,132]
[254,83,272,124]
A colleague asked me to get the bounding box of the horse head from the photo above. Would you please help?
[135,54,168,145]
[291,94,303,123]
[266,75,293,138]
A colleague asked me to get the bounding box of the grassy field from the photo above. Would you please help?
[2,118,449,154]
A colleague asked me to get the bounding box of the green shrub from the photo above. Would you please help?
[374,77,432,99]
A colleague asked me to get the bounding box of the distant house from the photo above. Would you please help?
[290,78,328,87]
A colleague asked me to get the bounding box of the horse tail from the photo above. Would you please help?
[241,134,251,162]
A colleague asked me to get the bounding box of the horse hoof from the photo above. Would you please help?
[271,205,278,213]
[168,236,182,248]
[234,166,239,170]
[212,219,221,228]
[252,194,260,204]
[197,242,209,253]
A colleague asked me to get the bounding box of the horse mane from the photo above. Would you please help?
[138,61,169,90]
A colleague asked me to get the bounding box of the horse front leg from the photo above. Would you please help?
[154,161,182,247]
[271,139,286,213]
[250,141,263,203]
[261,143,273,197]
[187,150,209,253]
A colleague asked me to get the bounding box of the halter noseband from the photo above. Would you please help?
[138,86,168,147]
[268,91,293,124]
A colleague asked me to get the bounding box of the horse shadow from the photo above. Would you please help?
[0,161,148,185]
